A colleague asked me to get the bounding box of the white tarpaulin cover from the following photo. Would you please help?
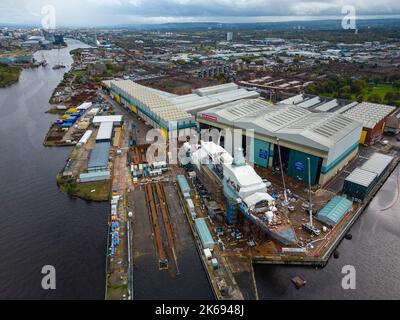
[243,192,274,208]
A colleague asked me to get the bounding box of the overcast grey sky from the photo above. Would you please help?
[1,0,400,26]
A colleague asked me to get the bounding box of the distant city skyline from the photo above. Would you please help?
[1,0,400,27]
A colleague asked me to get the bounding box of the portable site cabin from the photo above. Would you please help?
[177,175,191,197]
[315,196,353,227]
[195,218,214,250]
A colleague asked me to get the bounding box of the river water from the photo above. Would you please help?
[0,40,109,299]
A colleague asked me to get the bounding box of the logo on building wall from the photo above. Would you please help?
[201,114,218,122]
[259,149,268,160]
[294,162,305,172]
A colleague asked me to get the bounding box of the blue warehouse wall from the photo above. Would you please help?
[254,139,270,168]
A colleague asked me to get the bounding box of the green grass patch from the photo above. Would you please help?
[57,175,111,202]
[351,84,399,102]
[0,64,22,88]
[45,107,66,115]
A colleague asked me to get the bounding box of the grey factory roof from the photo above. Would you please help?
[194,83,238,96]
[93,115,123,124]
[96,122,114,141]
[198,99,363,151]
[341,102,396,129]
[111,80,192,123]
[361,153,394,176]
[166,87,259,114]
[345,167,377,187]
[88,142,110,171]
[280,94,396,129]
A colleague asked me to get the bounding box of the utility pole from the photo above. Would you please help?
[276,137,288,205]
[307,157,313,227]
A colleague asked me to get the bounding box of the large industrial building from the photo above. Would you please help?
[197,98,363,186]
[280,94,396,145]
[105,80,259,139]
[109,80,196,140]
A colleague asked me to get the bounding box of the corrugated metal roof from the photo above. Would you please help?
[334,101,359,114]
[93,115,123,124]
[96,122,113,141]
[79,171,110,182]
[280,94,305,105]
[209,88,259,103]
[199,101,363,151]
[342,102,396,128]
[297,96,320,108]
[315,99,338,112]
[194,83,238,96]
[195,218,214,249]
[111,80,193,125]
[88,142,110,170]
[78,130,93,145]
[177,175,191,194]
[316,196,353,227]
[345,168,377,187]
[198,99,272,123]
[361,153,394,176]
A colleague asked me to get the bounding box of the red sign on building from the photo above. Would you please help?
[201,114,218,122]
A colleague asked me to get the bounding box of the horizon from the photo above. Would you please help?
[2,15,400,29]
[1,0,400,28]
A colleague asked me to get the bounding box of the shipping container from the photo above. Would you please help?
[211,258,219,270]
[186,198,196,219]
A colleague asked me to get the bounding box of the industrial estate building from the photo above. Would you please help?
[109,80,197,140]
[105,80,259,139]
[88,142,111,173]
[197,99,363,186]
[280,94,396,146]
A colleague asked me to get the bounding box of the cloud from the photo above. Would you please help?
[0,0,400,26]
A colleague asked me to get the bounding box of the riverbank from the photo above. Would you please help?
[0,64,23,88]
[57,174,111,202]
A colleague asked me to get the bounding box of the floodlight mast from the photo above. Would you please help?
[276,137,288,205]
[308,157,313,227]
